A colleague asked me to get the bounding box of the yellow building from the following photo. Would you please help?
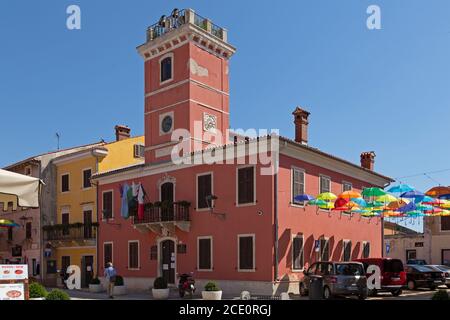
[43,126,144,287]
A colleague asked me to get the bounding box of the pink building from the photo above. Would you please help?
[93,9,393,295]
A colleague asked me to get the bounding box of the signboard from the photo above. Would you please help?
[0,283,25,300]
[0,264,28,280]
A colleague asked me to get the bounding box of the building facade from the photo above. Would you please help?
[93,9,393,295]
[43,130,144,287]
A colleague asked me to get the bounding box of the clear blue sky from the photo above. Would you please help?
[2,1,450,231]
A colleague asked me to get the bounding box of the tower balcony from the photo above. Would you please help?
[146,8,228,43]
[132,201,191,234]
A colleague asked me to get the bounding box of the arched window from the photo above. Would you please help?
[160,56,172,82]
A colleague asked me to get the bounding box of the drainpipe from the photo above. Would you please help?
[274,171,279,282]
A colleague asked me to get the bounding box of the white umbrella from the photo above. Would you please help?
[0,169,40,209]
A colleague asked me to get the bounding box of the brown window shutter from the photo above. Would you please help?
[442,216,450,231]
[198,239,211,269]
[198,175,212,209]
[239,236,254,270]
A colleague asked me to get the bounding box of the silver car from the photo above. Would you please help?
[426,265,450,288]
[299,261,368,300]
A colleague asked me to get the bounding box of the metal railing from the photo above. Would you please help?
[44,224,97,241]
[146,9,226,42]
[133,202,190,225]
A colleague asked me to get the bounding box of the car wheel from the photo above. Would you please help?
[323,286,332,300]
[299,283,308,297]
[407,280,416,290]
[391,289,402,296]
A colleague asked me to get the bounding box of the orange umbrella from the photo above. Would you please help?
[338,190,362,199]
[386,199,410,210]
[425,186,450,197]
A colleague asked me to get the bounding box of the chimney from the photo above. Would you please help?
[292,107,310,145]
[115,125,131,141]
[360,151,376,171]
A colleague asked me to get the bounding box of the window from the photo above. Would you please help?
[160,56,172,82]
[319,175,331,194]
[62,213,70,235]
[237,166,255,205]
[128,241,139,269]
[7,227,13,241]
[292,168,305,205]
[406,249,417,261]
[238,235,255,271]
[61,256,71,273]
[26,222,32,239]
[441,216,450,231]
[320,238,329,261]
[133,144,145,158]
[343,182,352,192]
[198,237,213,271]
[61,174,69,192]
[82,169,92,189]
[104,243,113,267]
[343,240,352,262]
[292,235,304,270]
[363,242,370,258]
[197,173,212,210]
[102,191,113,219]
[46,260,57,274]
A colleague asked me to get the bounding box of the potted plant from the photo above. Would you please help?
[152,277,170,299]
[89,277,103,293]
[202,282,222,300]
[46,289,70,300]
[113,275,127,296]
[29,282,48,300]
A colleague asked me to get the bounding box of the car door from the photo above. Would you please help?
[304,263,318,290]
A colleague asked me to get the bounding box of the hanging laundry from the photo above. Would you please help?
[120,183,130,219]
[137,183,146,220]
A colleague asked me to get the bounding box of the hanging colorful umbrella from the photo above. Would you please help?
[362,187,387,197]
[400,190,425,199]
[437,194,450,200]
[366,201,385,208]
[294,194,315,202]
[317,192,337,201]
[415,204,433,211]
[308,199,327,206]
[318,202,335,210]
[387,184,415,193]
[351,198,368,208]
[386,199,410,210]
[376,194,398,204]
[338,191,362,200]
[398,202,417,213]
[425,186,450,197]
[0,219,20,227]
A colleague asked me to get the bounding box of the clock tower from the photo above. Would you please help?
[137,9,236,164]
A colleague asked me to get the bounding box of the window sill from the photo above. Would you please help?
[291,269,304,273]
[197,269,213,272]
[237,269,256,273]
[236,202,257,208]
[196,208,211,213]
[159,78,174,86]
[290,203,306,208]
[128,268,140,271]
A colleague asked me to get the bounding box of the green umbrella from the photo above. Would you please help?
[308,199,327,206]
[362,187,387,197]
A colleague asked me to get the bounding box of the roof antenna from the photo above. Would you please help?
[56,132,60,150]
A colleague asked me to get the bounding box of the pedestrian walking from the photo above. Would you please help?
[104,262,117,299]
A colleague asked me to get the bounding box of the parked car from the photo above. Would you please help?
[405,265,446,290]
[299,261,368,300]
[355,258,406,296]
[426,265,450,288]
[407,259,427,265]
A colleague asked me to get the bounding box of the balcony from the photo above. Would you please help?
[132,201,191,234]
[146,8,227,43]
[43,223,97,246]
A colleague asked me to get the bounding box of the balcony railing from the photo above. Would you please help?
[133,202,190,225]
[146,8,227,42]
[43,223,97,241]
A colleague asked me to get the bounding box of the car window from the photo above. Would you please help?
[384,259,404,272]
[335,263,364,276]
[308,264,317,275]
[414,265,434,272]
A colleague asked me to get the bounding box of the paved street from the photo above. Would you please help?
[52,287,450,301]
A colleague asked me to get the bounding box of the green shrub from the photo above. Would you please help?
[46,289,70,300]
[153,277,168,289]
[432,290,449,300]
[204,282,220,292]
[90,277,101,285]
[29,282,48,299]
[115,275,124,286]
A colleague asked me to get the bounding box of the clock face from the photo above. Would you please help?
[203,113,217,132]
[161,115,173,133]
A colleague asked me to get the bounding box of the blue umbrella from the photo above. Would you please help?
[398,201,417,213]
[387,184,414,193]
[294,194,315,202]
[351,198,367,207]
[400,190,425,199]
[438,194,450,200]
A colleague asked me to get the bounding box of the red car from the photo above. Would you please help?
[355,258,406,296]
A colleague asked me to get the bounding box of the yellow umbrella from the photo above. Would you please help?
[317,192,337,201]
[319,202,335,210]
[376,194,398,204]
